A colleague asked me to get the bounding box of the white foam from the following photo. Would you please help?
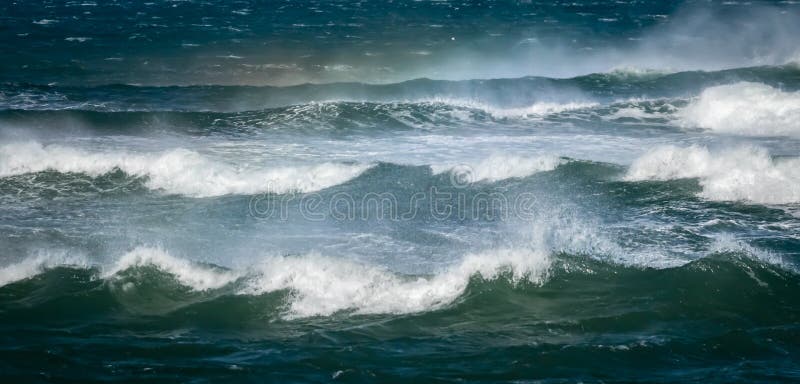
[606,67,673,78]
[603,100,678,122]
[103,247,239,291]
[607,107,654,120]
[786,52,800,67]
[625,145,800,204]
[0,142,371,197]
[431,154,564,183]
[64,37,91,43]
[678,82,800,137]
[708,234,794,273]
[422,98,598,119]
[241,248,550,318]
[0,250,88,287]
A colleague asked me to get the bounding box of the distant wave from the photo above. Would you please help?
[0,142,371,197]
[0,100,603,137]
[625,145,800,204]
[2,65,797,112]
[422,98,598,119]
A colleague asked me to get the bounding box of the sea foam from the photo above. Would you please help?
[625,145,800,204]
[0,250,89,287]
[431,154,564,183]
[103,247,240,291]
[678,82,800,137]
[241,247,551,318]
[0,245,550,317]
[424,98,598,119]
[0,142,371,197]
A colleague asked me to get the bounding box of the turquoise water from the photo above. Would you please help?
[1,1,800,382]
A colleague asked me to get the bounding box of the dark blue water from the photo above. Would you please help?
[1,1,800,382]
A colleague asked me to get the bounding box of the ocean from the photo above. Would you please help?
[1,0,800,382]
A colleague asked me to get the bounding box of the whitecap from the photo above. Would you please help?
[0,142,372,197]
[103,247,239,291]
[418,98,598,119]
[431,153,564,183]
[677,82,800,137]
[240,248,551,318]
[0,250,89,287]
[625,145,800,204]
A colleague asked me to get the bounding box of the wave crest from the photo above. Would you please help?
[431,154,564,183]
[103,247,239,291]
[0,142,371,197]
[425,98,598,119]
[677,82,800,137]
[2,244,794,321]
[0,250,89,287]
[625,145,800,204]
[241,248,551,318]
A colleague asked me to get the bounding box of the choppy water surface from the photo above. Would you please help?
[1,1,800,382]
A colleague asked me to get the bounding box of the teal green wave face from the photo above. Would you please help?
[1,251,798,382]
[2,0,800,382]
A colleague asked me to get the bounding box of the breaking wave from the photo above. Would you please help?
[0,142,372,197]
[103,247,240,291]
[677,82,800,137]
[625,145,800,204]
[431,154,565,183]
[0,246,550,318]
[0,250,88,287]
[423,98,598,119]
[0,243,794,321]
[240,248,551,318]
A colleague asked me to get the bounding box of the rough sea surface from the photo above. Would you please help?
[1,0,800,382]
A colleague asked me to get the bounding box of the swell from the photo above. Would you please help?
[3,80,799,142]
[0,101,556,136]
[2,65,798,112]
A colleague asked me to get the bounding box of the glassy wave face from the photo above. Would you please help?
[2,0,800,382]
